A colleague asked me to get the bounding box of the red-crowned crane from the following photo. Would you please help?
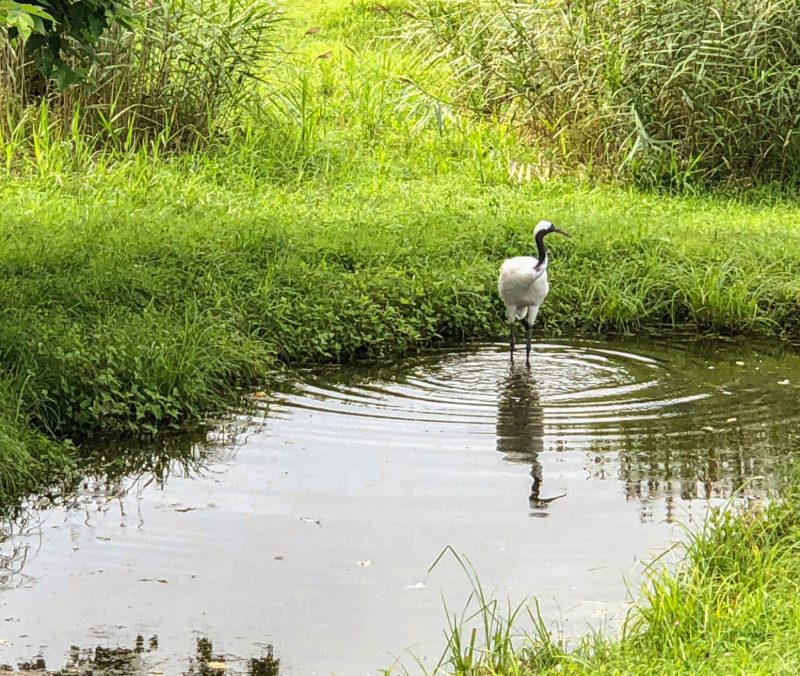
[498,220,570,366]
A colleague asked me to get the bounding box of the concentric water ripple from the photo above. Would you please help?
[268,339,800,443]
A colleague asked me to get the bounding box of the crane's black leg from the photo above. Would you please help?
[509,323,516,362]
[525,322,533,367]
[529,460,543,507]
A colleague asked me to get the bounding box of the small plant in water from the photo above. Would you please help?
[386,545,565,675]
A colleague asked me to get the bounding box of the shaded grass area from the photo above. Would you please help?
[421,479,800,675]
[0,381,75,513]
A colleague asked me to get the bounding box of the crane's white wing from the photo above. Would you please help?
[498,256,550,318]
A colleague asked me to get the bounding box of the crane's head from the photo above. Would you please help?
[534,220,570,238]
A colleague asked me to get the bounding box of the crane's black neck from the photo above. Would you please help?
[534,229,548,270]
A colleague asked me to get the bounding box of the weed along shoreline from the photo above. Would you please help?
[2,0,800,672]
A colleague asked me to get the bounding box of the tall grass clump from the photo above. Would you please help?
[408,0,800,190]
[0,379,73,513]
[0,0,283,167]
[74,0,282,145]
[414,546,563,676]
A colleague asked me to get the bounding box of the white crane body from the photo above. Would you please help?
[498,257,548,324]
[498,220,569,366]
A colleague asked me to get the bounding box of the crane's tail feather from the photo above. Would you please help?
[514,307,527,321]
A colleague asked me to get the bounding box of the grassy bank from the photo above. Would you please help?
[5,173,800,437]
[424,481,800,675]
[0,385,74,512]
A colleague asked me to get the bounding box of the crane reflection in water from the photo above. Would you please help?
[495,363,565,514]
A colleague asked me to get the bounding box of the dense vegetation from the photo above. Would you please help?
[410,0,800,190]
[1,1,800,672]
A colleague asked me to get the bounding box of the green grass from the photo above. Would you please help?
[415,481,800,675]
[4,171,800,439]
[0,378,75,514]
[0,1,799,673]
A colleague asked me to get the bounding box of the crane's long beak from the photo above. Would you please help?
[552,226,571,238]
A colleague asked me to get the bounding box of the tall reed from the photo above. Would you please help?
[0,0,283,159]
[408,0,800,190]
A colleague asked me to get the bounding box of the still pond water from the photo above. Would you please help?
[1,337,799,675]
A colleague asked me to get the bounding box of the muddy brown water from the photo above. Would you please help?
[1,338,799,675]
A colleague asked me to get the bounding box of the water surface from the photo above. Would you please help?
[0,337,798,674]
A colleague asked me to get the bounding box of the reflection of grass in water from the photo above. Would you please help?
[16,635,280,675]
[2,421,249,531]
[0,425,243,589]
[67,419,255,502]
[397,476,800,674]
[0,538,31,590]
[77,428,217,489]
[610,425,798,521]
[291,348,463,392]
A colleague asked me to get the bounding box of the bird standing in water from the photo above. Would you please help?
[498,220,570,366]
